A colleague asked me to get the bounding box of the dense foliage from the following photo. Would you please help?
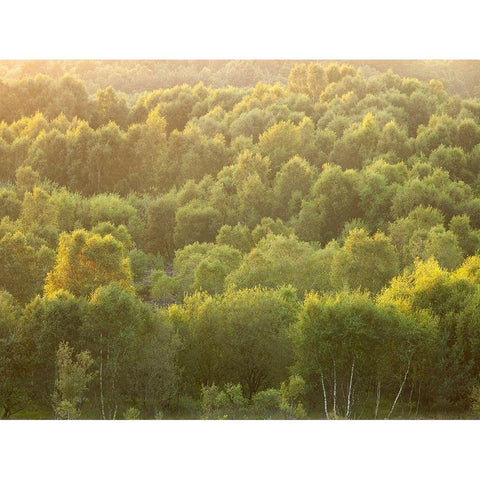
[2,60,480,419]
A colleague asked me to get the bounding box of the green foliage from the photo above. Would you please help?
[273,156,315,220]
[92,222,132,251]
[470,384,480,417]
[128,249,151,283]
[174,202,222,248]
[14,165,40,198]
[150,269,177,304]
[258,118,317,173]
[294,291,427,417]
[4,61,480,418]
[123,407,141,420]
[296,164,361,244]
[0,189,21,220]
[280,375,307,419]
[330,228,400,293]
[0,231,40,303]
[81,282,150,419]
[226,234,334,296]
[53,342,94,419]
[449,215,480,256]
[216,223,253,253]
[146,192,177,257]
[201,383,248,419]
[379,257,480,408]
[251,217,293,244]
[127,311,180,417]
[192,245,242,294]
[0,290,33,418]
[170,286,298,398]
[252,389,282,419]
[88,194,137,227]
[21,290,86,408]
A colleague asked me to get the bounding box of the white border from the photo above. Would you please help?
[0,0,477,59]
[0,1,477,478]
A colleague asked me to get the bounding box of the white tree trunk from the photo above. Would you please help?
[387,359,411,419]
[333,359,337,417]
[320,371,329,420]
[99,337,106,420]
[346,359,355,419]
[374,378,381,420]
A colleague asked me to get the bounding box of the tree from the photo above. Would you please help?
[21,187,58,230]
[458,118,480,153]
[280,375,307,419]
[14,165,40,198]
[192,245,242,295]
[200,383,248,420]
[216,223,253,253]
[330,228,400,294]
[330,113,380,170]
[81,282,150,419]
[423,226,463,270]
[171,286,298,398]
[123,311,180,418]
[0,231,39,303]
[378,257,480,409]
[44,229,133,297]
[273,156,315,220]
[415,114,458,155]
[0,189,21,220]
[170,242,242,297]
[449,215,480,257]
[173,202,222,248]
[52,342,94,419]
[0,291,32,418]
[258,118,317,173]
[429,145,467,181]
[146,192,177,258]
[92,222,133,252]
[296,164,361,244]
[92,86,130,129]
[293,291,426,418]
[237,173,273,228]
[21,290,86,409]
[229,108,274,141]
[87,194,138,227]
[226,234,334,296]
[377,120,411,160]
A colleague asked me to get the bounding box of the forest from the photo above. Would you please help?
[2,60,480,419]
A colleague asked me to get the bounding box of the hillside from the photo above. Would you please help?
[2,60,480,419]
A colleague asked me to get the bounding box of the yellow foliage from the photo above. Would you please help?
[44,229,133,297]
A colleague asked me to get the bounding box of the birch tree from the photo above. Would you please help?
[81,282,149,419]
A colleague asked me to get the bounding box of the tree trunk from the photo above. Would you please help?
[333,359,337,417]
[415,383,421,417]
[320,371,329,420]
[408,381,415,417]
[99,338,106,420]
[387,359,411,419]
[346,359,355,419]
[374,378,381,419]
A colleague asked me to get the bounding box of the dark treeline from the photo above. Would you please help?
[2,61,480,419]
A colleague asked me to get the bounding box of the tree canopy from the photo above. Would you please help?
[3,60,480,419]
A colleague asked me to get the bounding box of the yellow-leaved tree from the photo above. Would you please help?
[44,229,133,297]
